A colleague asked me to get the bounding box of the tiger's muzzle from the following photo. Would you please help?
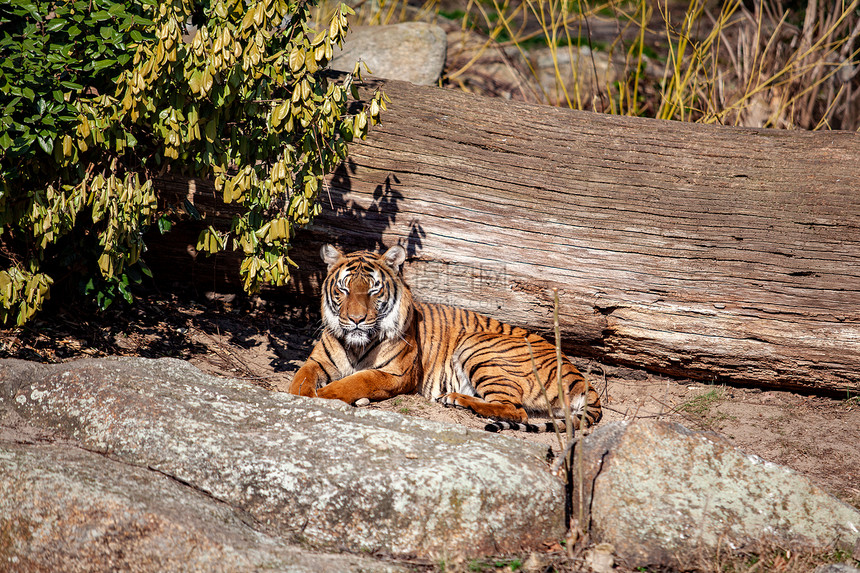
[342,321,376,347]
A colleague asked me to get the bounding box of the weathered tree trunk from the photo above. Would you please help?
[152,79,860,394]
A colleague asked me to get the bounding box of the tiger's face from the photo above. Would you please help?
[320,244,410,348]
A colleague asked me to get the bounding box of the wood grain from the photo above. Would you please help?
[152,79,860,393]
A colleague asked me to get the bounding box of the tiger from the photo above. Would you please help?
[287,244,602,433]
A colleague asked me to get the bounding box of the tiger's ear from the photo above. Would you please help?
[320,244,343,270]
[381,245,406,273]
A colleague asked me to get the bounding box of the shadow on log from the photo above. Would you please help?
[149,79,860,395]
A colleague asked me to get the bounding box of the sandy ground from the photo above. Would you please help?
[3,292,858,510]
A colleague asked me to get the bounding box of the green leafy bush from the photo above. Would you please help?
[0,0,384,325]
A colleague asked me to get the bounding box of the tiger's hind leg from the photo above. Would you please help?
[439,332,534,423]
[440,331,602,430]
[440,392,529,423]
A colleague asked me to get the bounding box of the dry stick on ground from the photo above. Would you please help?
[527,339,565,452]
[577,370,590,540]
[600,404,674,419]
[551,437,581,475]
[552,288,590,551]
[553,289,574,444]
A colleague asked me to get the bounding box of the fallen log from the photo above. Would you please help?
[151,79,860,394]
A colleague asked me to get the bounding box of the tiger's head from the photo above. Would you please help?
[319,244,412,348]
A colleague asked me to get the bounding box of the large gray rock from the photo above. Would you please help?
[330,22,447,85]
[0,439,404,573]
[815,565,860,573]
[575,421,860,569]
[0,357,563,558]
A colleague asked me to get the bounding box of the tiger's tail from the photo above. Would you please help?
[484,420,566,433]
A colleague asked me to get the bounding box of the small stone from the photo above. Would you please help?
[329,22,447,85]
[521,552,545,573]
[355,397,370,407]
[585,543,615,573]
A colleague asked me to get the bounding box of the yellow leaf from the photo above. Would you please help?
[271,101,289,128]
[223,179,234,203]
[289,48,305,73]
[314,43,326,63]
[355,112,367,131]
[79,116,91,139]
[98,252,114,277]
[62,134,73,157]
[255,222,272,240]
[202,68,214,93]
[188,70,202,93]
[241,5,256,29]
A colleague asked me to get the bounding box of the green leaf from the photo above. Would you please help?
[91,59,117,71]
[37,134,53,154]
[45,18,67,33]
[23,4,43,21]
[138,259,153,278]
[157,216,172,234]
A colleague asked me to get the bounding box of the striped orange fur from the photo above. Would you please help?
[289,245,602,432]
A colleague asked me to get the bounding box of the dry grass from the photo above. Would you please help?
[687,0,860,129]
[314,0,860,130]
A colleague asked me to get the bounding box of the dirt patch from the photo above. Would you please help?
[2,291,858,510]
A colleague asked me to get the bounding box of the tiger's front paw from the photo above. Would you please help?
[439,393,468,408]
[288,378,319,398]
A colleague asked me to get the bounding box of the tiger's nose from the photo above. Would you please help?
[348,312,367,324]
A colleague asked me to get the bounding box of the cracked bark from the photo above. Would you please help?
[150,79,860,394]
